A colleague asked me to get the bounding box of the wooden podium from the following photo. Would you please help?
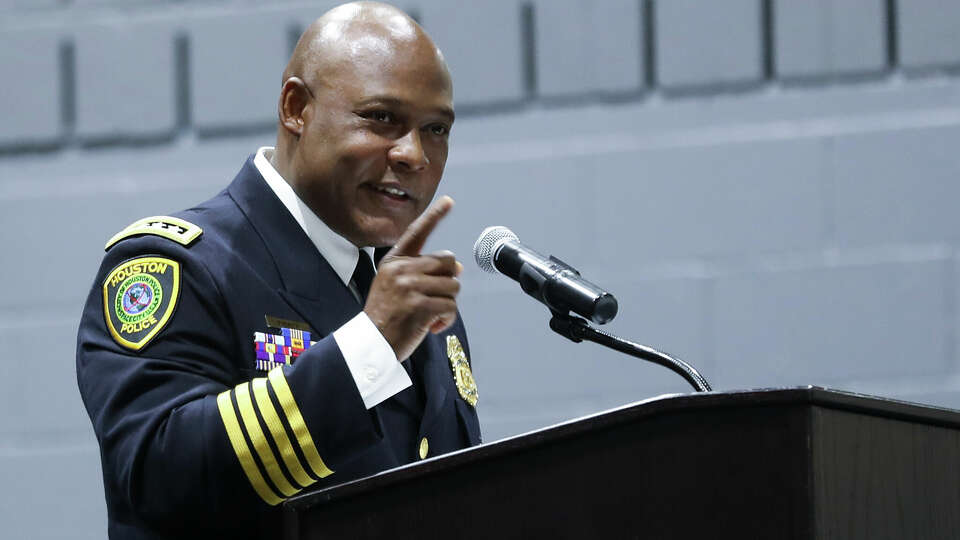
[282,387,960,539]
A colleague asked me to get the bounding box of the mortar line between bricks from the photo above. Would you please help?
[836,372,960,399]
[520,1,537,98]
[0,317,78,330]
[885,0,899,69]
[700,275,716,382]
[2,70,960,157]
[821,137,837,248]
[544,243,953,288]
[760,0,775,80]
[947,251,958,371]
[641,0,656,88]
[447,106,960,166]
[10,103,960,201]
[0,443,99,459]
[58,38,75,141]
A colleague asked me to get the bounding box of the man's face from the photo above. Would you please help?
[292,38,454,248]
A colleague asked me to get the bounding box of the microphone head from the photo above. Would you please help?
[473,226,518,273]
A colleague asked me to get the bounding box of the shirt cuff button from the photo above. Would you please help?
[364,366,379,382]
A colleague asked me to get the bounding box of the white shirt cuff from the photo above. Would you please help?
[333,312,412,409]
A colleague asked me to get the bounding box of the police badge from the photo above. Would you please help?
[102,256,181,351]
[446,335,478,407]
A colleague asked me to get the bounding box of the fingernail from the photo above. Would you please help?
[455,261,464,276]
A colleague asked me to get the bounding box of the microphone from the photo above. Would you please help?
[473,226,618,324]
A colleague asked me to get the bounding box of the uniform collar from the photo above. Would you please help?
[254,146,375,285]
[227,155,360,339]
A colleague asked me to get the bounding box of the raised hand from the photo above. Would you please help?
[364,196,463,361]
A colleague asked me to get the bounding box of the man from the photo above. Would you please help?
[76,3,480,538]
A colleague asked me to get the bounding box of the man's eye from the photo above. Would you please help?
[370,111,395,123]
[428,124,449,136]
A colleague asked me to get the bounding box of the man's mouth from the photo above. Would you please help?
[369,184,413,201]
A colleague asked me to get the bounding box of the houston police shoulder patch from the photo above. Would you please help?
[102,256,181,351]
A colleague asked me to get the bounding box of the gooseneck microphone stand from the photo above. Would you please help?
[549,312,712,393]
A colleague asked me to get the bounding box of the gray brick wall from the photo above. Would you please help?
[189,10,294,131]
[74,19,178,140]
[898,0,960,69]
[655,0,763,89]
[533,0,644,97]
[774,0,887,79]
[4,1,960,536]
[0,27,62,146]
[419,0,527,106]
[833,125,960,246]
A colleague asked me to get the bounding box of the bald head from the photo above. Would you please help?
[270,1,455,248]
[284,2,448,91]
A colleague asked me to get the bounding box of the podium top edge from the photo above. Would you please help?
[284,386,960,511]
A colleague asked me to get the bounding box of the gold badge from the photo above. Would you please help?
[446,335,478,407]
[102,256,181,351]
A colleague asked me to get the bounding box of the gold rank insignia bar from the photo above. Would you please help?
[104,216,203,250]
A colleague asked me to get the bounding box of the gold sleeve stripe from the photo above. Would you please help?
[252,377,315,488]
[216,391,283,506]
[267,367,334,478]
[234,382,299,497]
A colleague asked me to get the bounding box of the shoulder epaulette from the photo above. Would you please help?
[105,216,203,251]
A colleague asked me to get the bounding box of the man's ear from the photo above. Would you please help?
[278,77,311,137]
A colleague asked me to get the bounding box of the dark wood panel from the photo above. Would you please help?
[285,388,960,540]
[287,404,813,539]
[812,406,960,539]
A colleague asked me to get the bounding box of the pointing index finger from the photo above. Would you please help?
[390,196,454,256]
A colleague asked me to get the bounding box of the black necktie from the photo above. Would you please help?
[351,249,376,304]
[353,249,416,380]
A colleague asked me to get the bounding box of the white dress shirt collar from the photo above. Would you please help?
[254,146,375,286]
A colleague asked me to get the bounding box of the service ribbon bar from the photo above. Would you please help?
[253,328,316,371]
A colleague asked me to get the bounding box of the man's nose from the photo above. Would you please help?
[389,129,429,171]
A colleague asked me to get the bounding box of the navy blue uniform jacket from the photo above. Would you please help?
[76,157,481,539]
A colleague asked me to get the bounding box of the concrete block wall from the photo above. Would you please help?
[74,19,178,140]
[533,0,644,97]
[655,0,764,89]
[774,0,887,78]
[3,1,960,537]
[0,28,61,146]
